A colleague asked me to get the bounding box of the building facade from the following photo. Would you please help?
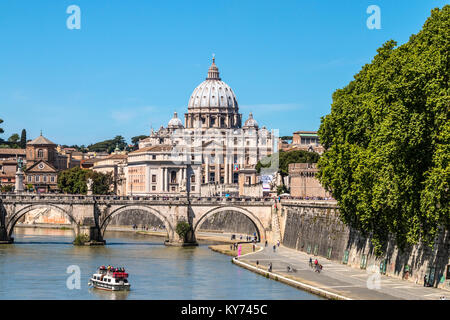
[24,134,80,193]
[132,58,275,196]
[280,131,324,155]
[288,163,331,199]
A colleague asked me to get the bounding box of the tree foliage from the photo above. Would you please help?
[256,150,320,178]
[87,135,127,153]
[58,167,113,195]
[175,221,191,240]
[20,129,26,149]
[317,6,449,254]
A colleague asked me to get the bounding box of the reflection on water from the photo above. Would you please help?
[0,228,321,300]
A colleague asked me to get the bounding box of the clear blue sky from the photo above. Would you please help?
[0,0,447,146]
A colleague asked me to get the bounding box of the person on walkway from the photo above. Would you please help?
[265,240,268,247]
[314,259,318,266]
[256,260,259,267]
[309,257,313,268]
[277,240,280,247]
[268,262,272,273]
[424,275,428,287]
[273,245,276,252]
[252,244,255,252]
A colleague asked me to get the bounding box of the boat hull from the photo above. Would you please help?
[89,279,130,291]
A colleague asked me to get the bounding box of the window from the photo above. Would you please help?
[35,175,40,182]
[152,175,156,183]
[191,175,195,183]
[28,176,32,182]
[43,176,47,182]
[171,186,175,192]
[37,149,44,158]
[152,186,156,191]
[152,155,156,160]
[170,171,176,183]
[191,186,195,191]
[51,176,55,182]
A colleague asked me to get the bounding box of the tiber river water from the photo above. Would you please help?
[0,228,321,300]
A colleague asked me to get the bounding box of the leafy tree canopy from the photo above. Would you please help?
[87,135,127,153]
[58,167,113,195]
[317,6,449,254]
[20,129,26,149]
[256,150,320,177]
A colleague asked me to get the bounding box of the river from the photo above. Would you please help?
[0,228,320,300]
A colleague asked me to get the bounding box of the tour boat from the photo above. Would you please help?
[88,266,130,291]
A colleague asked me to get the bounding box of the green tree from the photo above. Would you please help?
[0,118,4,144]
[87,135,128,153]
[256,150,320,185]
[175,221,191,241]
[317,6,449,254]
[131,135,148,150]
[87,170,113,195]
[58,167,113,195]
[20,129,27,149]
[8,133,19,143]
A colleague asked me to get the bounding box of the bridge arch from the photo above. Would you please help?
[193,206,267,242]
[100,205,175,241]
[6,204,78,238]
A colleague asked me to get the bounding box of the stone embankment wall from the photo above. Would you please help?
[107,209,164,229]
[280,201,450,291]
[198,210,257,235]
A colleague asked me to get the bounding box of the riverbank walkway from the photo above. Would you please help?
[237,244,450,300]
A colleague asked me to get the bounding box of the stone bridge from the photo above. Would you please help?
[0,194,275,245]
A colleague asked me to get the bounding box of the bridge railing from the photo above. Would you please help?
[0,192,275,205]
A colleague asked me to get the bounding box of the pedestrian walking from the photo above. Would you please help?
[268,262,272,273]
[309,257,313,268]
[252,244,255,252]
[273,245,276,252]
[265,240,268,247]
[277,240,280,247]
[424,275,428,287]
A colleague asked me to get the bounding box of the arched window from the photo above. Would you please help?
[171,171,177,184]
[37,149,44,158]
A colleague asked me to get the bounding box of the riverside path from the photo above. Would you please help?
[237,244,450,300]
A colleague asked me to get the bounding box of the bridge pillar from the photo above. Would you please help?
[0,226,13,244]
[75,223,105,246]
[165,204,198,247]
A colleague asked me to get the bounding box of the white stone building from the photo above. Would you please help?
[128,58,276,196]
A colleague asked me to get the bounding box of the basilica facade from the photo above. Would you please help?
[127,58,275,196]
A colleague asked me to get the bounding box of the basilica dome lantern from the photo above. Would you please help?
[185,56,242,129]
[168,112,184,130]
